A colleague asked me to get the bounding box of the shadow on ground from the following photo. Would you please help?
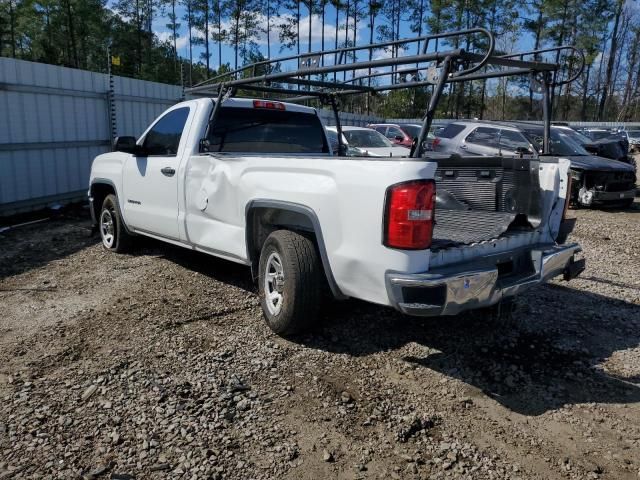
[151,240,640,416]
[0,208,96,280]
[297,284,640,416]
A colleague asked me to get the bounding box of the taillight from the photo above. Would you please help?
[253,100,286,110]
[432,137,441,150]
[384,180,436,250]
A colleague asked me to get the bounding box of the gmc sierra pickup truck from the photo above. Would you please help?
[89,97,585,336]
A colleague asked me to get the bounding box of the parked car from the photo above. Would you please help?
[576,128,631,163]
[325,126,410,157]
[368,122,443,150]
[367,123,415,147]
[434,120,636,208]
[89,98,583,336]
[554,125,634,166]
[622,129,640,153]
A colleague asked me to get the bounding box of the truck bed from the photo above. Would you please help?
[432,156,541,250]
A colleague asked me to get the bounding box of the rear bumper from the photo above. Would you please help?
[386,243,584,317]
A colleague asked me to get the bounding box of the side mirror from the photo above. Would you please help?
[113,136,137,153]
[394,135,404,142]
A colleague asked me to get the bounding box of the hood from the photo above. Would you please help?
[564,155,636,172]
[358,146,410,157]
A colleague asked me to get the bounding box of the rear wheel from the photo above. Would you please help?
[258,230,322,336]
[99,194,133,253]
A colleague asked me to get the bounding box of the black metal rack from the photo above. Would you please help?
[186,28,584,157]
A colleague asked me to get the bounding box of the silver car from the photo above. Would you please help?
[434,121,536,157]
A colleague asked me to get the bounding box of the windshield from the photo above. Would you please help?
[627,130,640,137]
[343,129,392,148]
[524,128,591,156]
[586,130,612,141]
[560,128,592,146]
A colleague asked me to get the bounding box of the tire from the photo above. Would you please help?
[258,230,323,336]
[99,194,133,253]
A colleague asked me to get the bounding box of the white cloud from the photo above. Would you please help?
[216,13,364,51]
[155,30,190,51]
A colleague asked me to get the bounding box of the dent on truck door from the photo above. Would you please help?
[122,106,191,240]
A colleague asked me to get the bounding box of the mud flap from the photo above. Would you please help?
[563,256,586,281]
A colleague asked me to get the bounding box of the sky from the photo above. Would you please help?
[145,3,534,72]
[116,0,639,93]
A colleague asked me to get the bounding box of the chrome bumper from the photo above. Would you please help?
[386,243,584,317]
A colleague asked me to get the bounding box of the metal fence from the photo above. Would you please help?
[318,110,382,127]
[0,57,183,216]
[0,58,383,217]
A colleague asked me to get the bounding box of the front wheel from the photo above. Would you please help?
[258,230,323,336]
[99,194,133,253]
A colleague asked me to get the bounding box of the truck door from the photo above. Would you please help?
[122,105,192,241]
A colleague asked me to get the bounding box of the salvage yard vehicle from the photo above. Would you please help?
[434,120,636,208]
[368,123,419,148]
[623,129,640,153]
[576,127,632,163]
[368,123,438,151]
[326,126,410,157]
[89,29,586,336]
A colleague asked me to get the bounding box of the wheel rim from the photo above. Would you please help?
[264,252,285,316]
[100,209,115,248]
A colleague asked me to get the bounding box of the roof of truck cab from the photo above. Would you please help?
[188,97,319,115]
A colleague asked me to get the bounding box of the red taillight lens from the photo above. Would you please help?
[384,180,436,250]
[432,137,441,150]
[253,100,286,110]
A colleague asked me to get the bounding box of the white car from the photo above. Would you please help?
[625,129,640,152]
[89,97,584,336]
[326,126,410,157]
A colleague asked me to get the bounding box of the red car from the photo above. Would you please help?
[367,123,418,148]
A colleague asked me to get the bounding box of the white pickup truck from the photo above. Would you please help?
[89,97,585,335]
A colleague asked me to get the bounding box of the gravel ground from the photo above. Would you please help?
[1,197,639,480]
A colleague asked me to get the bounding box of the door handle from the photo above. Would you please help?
[161,167,176,176]
[460,144,467,149]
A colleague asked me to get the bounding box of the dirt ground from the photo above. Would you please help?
[1,198,640,479]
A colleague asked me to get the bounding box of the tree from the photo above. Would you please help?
[225,0,260,69]
[182,0,195,83]
[164,0,181,66]
[597,0,624,120]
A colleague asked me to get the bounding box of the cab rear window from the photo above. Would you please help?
[206,107,329,153]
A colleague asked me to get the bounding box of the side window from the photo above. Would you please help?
[142,107,190,156]
[374,126,387,135]
[465,127,499,147]
[386,127,404,139]
[438,123,466,138]
[499,130,531,151]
